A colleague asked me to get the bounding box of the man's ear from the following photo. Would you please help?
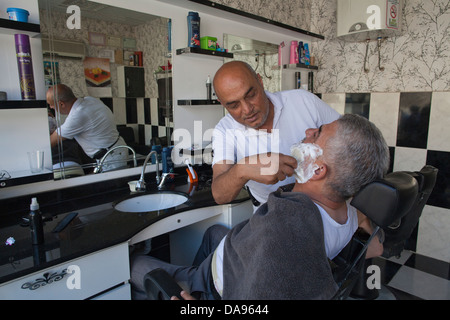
[309,162,327,181]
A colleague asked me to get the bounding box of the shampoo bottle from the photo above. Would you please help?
[290,41,298,64]
[303,43,310,65]
[298,41,305,64]
[187,12,200,48]
[29,198,44,245]
[162,146,174,181]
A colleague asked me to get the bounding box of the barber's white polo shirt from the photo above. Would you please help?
[212,89,340,207]
[57,97,119,158]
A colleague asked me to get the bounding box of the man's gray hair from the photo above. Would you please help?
[324,114,390,202]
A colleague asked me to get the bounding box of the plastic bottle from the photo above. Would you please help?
[162,146,174,182]
[15,34,36,100]
[187,12,200,48]
[151,145,162,164]
[206,75,212,100]
[29,198,44,245]
[290,40,298,64]
[295,72,301,89]
[308,71,314,93]
[303,43,310,65]
[298,41,305,64]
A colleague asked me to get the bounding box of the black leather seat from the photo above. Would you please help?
[331,171,419,300]
[334,165,438,299]
[382,165,438,258]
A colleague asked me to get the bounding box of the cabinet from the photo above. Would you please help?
[0,243,130,300]
[117,66,145,97]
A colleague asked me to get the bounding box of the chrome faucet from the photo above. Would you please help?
[93,145,137,174]
[135,150,160,192]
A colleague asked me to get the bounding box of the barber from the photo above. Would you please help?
[47,84,127,172]
[211,61,339,210]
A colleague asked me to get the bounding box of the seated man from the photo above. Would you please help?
[130,114,389,300]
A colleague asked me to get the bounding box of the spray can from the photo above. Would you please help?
[15,34,36,100]
[187,12,200,48]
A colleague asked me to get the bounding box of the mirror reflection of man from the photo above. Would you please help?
[46,84,128,172]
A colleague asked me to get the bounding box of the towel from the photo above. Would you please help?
[222,189,338,300]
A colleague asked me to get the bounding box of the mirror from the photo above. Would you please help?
[224,34,280,92]
[39,0,172,180]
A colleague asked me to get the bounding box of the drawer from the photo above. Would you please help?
[0,243,130,300]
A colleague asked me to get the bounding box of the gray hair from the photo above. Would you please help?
[323,114,390,202]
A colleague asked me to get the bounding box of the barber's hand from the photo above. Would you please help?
[237,153,297,185]
[171,290,196,300]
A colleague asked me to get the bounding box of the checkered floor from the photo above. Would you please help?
[356,250,450,300]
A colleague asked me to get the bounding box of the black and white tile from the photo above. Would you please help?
[372,251,450,300]
[322,91,450,263]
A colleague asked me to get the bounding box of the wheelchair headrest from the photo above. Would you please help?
[350,171,419,228]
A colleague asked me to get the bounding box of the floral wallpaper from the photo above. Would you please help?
[213,0,450,94]
[311,0,450,93]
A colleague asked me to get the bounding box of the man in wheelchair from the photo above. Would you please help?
[130,114,390,300]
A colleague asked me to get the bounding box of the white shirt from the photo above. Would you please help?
[212,201,358,296]
[212,89,340,208]
[58,97,119,157]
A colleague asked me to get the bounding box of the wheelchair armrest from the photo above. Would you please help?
[144,268,184,300]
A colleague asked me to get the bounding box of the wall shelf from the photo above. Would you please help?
[0,100,47,109]
[178,99,221,106]
[0,18,40,37]
[176,47,234,58]
[162,0,325,40]
[283,63,319,71]
[188,0,324,40]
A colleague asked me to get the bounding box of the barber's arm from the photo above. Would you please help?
[357,210,384,259]
[211,153,297,204]
[50,130,66,147]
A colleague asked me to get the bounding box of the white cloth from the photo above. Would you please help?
[212,89,340,207]
[213,200,358,295]
[57,97,120,158]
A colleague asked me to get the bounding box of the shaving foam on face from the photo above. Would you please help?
[290,142,323,183]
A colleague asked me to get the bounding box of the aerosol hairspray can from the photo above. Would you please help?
[14,34,36,100]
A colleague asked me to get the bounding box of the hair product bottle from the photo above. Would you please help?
[14,34,36,100]
[187,12,200,48]
[290,40,299,64]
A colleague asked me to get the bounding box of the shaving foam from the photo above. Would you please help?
[290,142,323,183]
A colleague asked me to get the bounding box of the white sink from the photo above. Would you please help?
[114,192,188,213]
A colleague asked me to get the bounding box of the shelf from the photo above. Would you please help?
[161,0,324,40]
[178,99,221,106]
[176,47,234,58]
[283,63,319,71]
[0,18,40,37]
[0,100,47,109]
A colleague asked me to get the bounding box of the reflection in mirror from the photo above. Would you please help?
[224,34,280,92]
[38,0,172,180]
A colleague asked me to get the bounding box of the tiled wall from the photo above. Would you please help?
[100,97,173,149]
[321,91,450,262]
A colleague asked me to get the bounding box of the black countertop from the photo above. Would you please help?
[0,168,249,285]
